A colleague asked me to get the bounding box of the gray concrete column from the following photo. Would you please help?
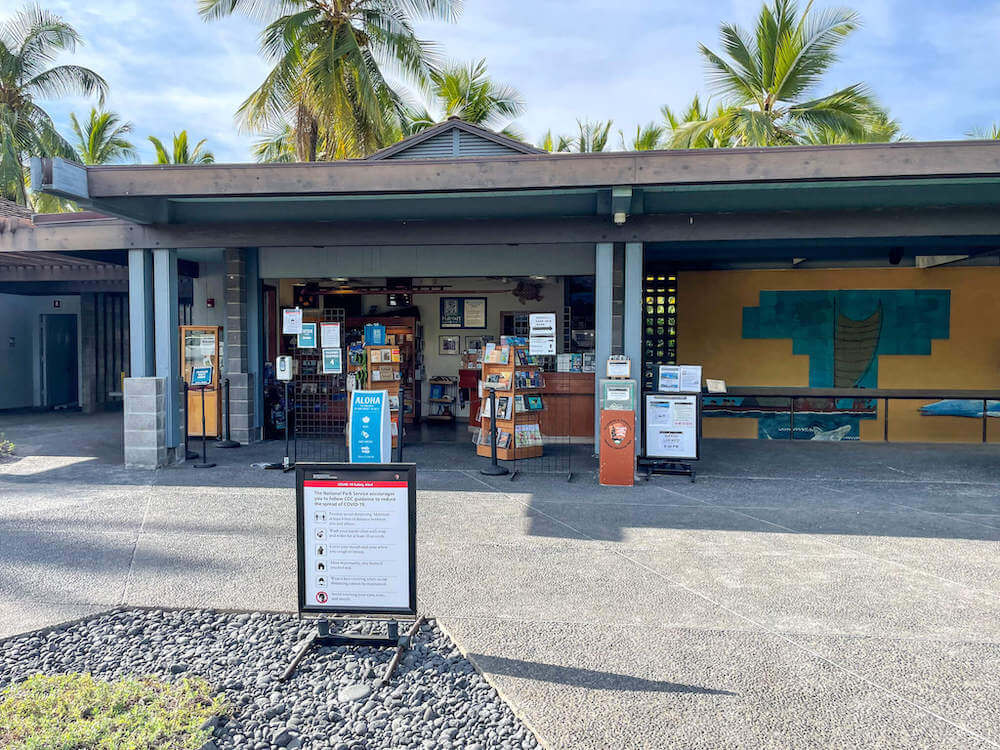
[594,242,614,454]
[153,248,181,455]
[625,242,644,454]
[245,247,263,440]
[127,249,154,377]
[224,248,256,444]
[80,292,98,414]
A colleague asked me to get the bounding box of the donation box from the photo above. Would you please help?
[599,378,637,486]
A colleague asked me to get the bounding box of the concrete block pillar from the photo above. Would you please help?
[124,377,166,468]
[224,248,257,444]
[595,242,614,455]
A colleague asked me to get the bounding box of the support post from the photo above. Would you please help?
[624,242,643,455]
[224,248,256,444]
[153,248,180,459]
[594,242,614,455]
[127,250,154,377]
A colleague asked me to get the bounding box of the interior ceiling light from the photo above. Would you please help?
[529,275,547,280]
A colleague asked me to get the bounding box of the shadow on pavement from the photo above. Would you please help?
[470,653,737,695]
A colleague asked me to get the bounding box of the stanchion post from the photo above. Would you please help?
[480,386,508,476]
[194,385,215,469]
[182,381,197,460]
[282,380,294,471]
[215,377,240,449]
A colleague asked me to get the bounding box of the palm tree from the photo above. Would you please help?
[675,0,876,147]
[663,95,735,148]
[0,3,107,204]
[571,119,613,152]
[147,132,215,164]
[199,0,461,160]
[619,122,665,151]
[405,59,525,137]
[538,129,573,153]
[966,124,1000,140]
[69,108,137,164]
[803,106,906,144]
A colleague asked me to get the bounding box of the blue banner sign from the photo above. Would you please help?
[191,366,213,386]
[349,390,391,463]
[297,322,317,349]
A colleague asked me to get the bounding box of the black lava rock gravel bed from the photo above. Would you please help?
[0,608,540,750]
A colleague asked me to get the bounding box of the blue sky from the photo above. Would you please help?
[23,0,1000,163]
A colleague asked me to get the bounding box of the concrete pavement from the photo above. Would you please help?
[1,411,999,748]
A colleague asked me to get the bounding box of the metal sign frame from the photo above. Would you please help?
[639,393,702,482]
[295,463,417,617]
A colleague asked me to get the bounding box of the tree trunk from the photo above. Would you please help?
[295,105,318,162]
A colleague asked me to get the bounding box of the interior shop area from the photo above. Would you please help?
[260,276,598,455]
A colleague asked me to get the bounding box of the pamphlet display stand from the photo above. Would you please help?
[475,344,545,462]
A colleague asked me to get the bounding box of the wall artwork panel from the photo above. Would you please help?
[707,289,951,440]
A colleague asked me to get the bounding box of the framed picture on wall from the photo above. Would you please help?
[440,297,487,329]
[465,336,483,352]
[439,335,460,355]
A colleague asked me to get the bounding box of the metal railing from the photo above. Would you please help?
[708,387,1000,443]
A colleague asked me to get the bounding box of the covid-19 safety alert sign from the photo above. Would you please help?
[296,464,416,616]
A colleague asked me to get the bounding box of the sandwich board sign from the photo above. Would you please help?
[348,390,391,463]
[296,463,416,615]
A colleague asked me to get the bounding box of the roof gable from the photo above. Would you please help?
[367,118,544,161]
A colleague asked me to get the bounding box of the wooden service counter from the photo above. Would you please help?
[538,372,595,437]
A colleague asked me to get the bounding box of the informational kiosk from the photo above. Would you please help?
[598,356,637,487]
[284,463,417,680]
[348,390,392,463]
[639,364,702,482]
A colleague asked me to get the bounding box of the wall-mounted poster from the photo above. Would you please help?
[440,297,487,329]
[297,322,317,349]
[463,298,487,328]
[282,307,303,335]
[320,322,341,348]
[321,348,342,374]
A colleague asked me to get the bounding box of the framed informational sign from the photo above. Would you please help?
[320,322,341,349]
[528,312,556,355]
[191,366,213,386]
[321,348,342,374]
[297,322,317,349]
[282,307,303,335]
[440,297,487,329]
[657,364,702,393]
[643,393,700,460]
[296,463,417,615]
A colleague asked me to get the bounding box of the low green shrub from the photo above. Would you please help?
[0,672,226,749]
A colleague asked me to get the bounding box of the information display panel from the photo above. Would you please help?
[643,393,700,460]
[296,463,417,616]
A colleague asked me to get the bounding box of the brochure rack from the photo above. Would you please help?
[476,344,545,461]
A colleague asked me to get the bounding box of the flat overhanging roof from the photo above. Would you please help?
[30,139,1000,227]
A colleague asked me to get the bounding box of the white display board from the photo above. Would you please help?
[644,393,699,460]
[298,465,416,615]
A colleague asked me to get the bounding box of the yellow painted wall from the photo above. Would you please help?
[678,267,1000,443]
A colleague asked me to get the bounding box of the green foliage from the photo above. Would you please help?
[0,672,226,749]
[69,108,137,165]
[541,118,613,153]
[0,432,13,458]
[0,3,107,205]
[675,0,882,147]
[200,0,461,160]
[619,122,665,151]
[147,131,214,164]
[966,124,1000,140]
[405,58,525,135]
